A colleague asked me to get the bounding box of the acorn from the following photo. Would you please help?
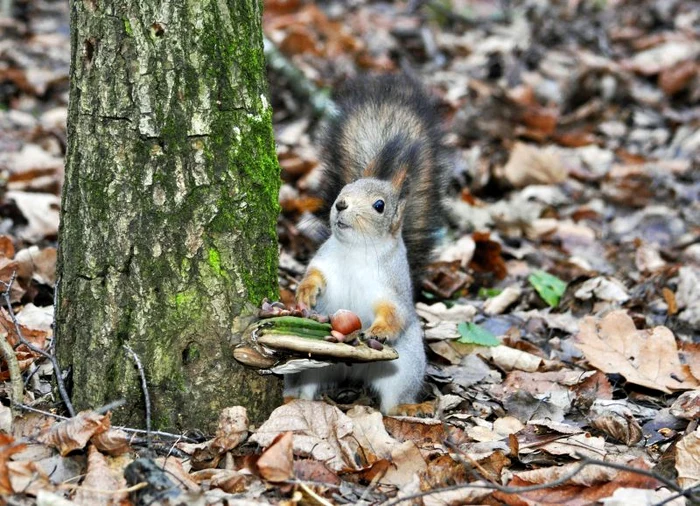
[330,309,362,335]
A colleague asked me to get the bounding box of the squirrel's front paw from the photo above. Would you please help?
[295,268,326,309]
[365,301,402,342]
[363,322,399,343]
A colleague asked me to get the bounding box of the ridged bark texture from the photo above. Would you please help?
[58,0,282,431]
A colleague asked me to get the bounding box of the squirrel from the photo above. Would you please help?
[284,75,447,413]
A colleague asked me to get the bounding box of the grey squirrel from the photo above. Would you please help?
[284,75,448,413]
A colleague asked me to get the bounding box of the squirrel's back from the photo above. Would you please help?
[318,75,447,288]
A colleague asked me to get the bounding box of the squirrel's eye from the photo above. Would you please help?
[373,199,385,213]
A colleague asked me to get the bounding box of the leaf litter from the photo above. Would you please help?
[0,0,699,504]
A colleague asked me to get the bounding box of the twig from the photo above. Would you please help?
[123,344,151,449]
[0,272,75,416]
[381,455,686,506]
[0,332,23,415]
[12,402,196,442]
[652,484,700,506]
[60,481,148,494]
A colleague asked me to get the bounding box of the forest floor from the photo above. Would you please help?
[0,0,699,504]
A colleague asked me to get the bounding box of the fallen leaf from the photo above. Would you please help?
[575,311,699,393]
[457,322,500,346]
[250,400,362,472]
[484,286,522,315]
[675,427,700,489]
[5,191,60,241]
[503,142,567,188]
[37,411,111,456]
[574,277,630,303]
[211,406,249,453]
[90,429,132,456]
[257,432,294,482]
[72,445,126,506]
[528,270,567,307]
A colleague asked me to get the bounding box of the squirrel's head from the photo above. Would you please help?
[330,174,408,245]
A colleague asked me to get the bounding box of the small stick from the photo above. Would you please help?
[0,332,23,416]
[0,272,75,416]
[381,455,685,506]
[60,481,149,494]
[13,402,196,442]
[123,344,151,449]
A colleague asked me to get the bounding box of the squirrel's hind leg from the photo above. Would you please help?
[366,321,427,414]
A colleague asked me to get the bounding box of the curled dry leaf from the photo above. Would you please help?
[250,400,362,472]
[483,286,522,315]
[575,310,699,393]
[257,432,294,483]
[37,411,111,456]
[209,469,248,493]
[72,445,126,506]
[211,406,249,453]
[0,434,27,494]
[590,412,643,446]
[675,427,700,489]
[670,390,700,421]
[90,428,132,456]
[502,142,567,188]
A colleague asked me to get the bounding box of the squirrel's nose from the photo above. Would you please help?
[335,199,348,212]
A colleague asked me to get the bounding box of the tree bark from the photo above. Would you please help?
[57,0,282,431]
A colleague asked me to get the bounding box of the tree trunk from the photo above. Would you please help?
[57,0,282,431]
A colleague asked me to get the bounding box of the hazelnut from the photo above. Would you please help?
[330,309,362,335]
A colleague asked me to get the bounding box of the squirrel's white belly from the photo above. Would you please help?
[312,242,387,329]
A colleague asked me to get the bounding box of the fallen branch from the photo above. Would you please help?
[0,271,75,416]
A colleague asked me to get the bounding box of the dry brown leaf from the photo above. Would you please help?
[250,400,362,472]
[15,246,57,286]
[90,428,132,456]
[575,311,699,393]
[257,432,294,483]
[346,406,399,463]
[670,390,700,421]
[384,416,446,445]
[496,459,660,505]
[480,345,544,373]
[381,441,427,487]
[659,60,698,95]
[681,343,700,382]
[37,411,111,456]
[293,459,341,486]
[5,191,60,242]
[72,445,126,506]
[470,231,507,280]
[503,142,567,188]
[0,236,15,259]
[209,469,248,493]
[0,434,27,494]
[423,482,492,506]
[211,406,249,453]
[590,413,643,446]
[675,427,700,489]
[154,457,201,492]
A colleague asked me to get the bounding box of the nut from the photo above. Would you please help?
[330,309,362,335]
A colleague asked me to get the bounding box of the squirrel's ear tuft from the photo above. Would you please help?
[391,165,408,191]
